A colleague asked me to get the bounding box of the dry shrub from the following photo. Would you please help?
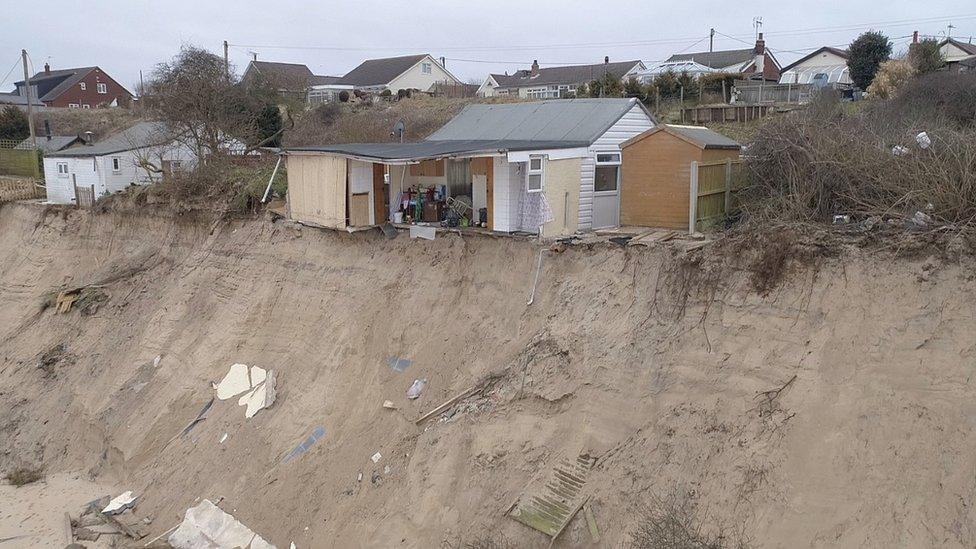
[631,491,748,549]
[105,155,282,215]
[744,75,976,227]
[5,466,43,487]
[887,71,976,125]
[866,59,915,100]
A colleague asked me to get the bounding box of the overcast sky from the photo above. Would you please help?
[2,1,974,91]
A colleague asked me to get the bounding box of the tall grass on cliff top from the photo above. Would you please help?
[743,72,976,226]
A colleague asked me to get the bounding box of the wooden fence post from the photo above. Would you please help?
[72,175,78,208]
[724,158,732,216]
[689,161,699,234]
[90,185,95,208]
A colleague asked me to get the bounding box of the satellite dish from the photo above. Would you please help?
[392,120,406,142]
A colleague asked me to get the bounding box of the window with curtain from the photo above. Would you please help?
[446,159,472,199]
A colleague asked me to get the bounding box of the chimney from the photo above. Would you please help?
[44,63,50,75]
[754,32,766,76]
[44,120,51,140]
[912,30,919,44]
[530,60,540,77]
[604,56,609,64]
[84,131,94,145]
[439,56,446,68]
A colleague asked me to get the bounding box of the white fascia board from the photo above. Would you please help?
[506,147,589,163]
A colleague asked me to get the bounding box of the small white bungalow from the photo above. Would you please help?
[42,122,195,204]
[339,54,463,95]
[285,98,656,237]
[779,47,852,87]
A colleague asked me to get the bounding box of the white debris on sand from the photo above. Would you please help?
[101,490,137,515]
[169,499,275,549]
[215,364,277,418]
[216,364,252,400]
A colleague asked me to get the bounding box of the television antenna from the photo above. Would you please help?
[753,17,764,39]
[391,120,405,143]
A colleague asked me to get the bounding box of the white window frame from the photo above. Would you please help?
[79,82,86,91]
[526,156,545,193]
[56,162,69,177]
[81,104,90,109]
[68,103,80,108]
[594,152,621,194]
[97,82,107,94]
[111,157,122,172]
[421,62,432,74]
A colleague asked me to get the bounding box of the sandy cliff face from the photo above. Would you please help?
[1,202,974,548]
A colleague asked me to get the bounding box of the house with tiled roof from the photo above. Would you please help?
[478,58,645,99]
[940,37,976,73]
[939,37,976,62]
[338,54,462,94]
[12,64,132,108]
[665,34,781,81]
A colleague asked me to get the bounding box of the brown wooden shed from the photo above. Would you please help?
[619,125,741,229]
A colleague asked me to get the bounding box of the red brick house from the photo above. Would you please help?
[13,64,133,108]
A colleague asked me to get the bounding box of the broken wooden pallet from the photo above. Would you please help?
[507,454,596,543]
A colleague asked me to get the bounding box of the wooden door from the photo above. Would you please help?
[350,193,370,226]
[372,163,387,223]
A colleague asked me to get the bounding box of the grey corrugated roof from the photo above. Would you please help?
[426,98,647,144]
[288,139,591,162]
[15,136,83,153]
[49,122,176,157]
[667,125,740,149]
[339,54,428,86]
[667,49,755,70]
[492,61,642,88]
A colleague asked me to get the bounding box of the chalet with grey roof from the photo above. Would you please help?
[285,98,656,235]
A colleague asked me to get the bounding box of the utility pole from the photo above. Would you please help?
[947,23,955,38]
[21,50,36,152]
[223,40,229,78]
[709,28,715,52]
[139,70,145,96]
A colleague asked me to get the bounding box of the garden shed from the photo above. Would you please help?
[619,125,741,230]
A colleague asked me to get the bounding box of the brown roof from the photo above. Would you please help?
[244,61,316,89]
[491,61,642,88]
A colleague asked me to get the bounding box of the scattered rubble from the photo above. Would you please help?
[406,379,426,400]
[282,426,326,464]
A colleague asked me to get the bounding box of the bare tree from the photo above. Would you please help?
[141,46,266,161]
